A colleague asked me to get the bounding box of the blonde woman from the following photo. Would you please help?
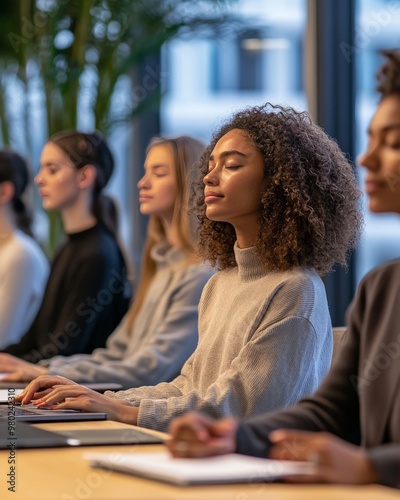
[1,136,213,388]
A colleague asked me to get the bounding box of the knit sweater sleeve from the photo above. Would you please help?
[45,266,211,389]
[124,315,321,432]
[43,316,130,380]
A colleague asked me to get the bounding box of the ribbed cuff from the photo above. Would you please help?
[137,399,169,432]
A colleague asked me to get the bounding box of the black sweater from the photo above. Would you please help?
[2,224,131,362]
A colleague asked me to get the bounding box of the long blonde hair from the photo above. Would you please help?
[126,135,205,330]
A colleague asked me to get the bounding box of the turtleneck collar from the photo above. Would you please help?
[151,242,185,269]
[233,242,266,282]
[67,224,100,241]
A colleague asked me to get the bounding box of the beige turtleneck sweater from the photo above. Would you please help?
[106,244,333,431]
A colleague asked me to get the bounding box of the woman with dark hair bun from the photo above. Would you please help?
[0,150,49,348]
[0,131,131,361]
[47,131,120,240]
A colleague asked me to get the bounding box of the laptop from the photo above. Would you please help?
[0,405,107,422]
[0,420,80,449]
[0,388,107,422]
[0,421,163,448]
[56,427,164,446]
[0,389,24,403]
[0,380,122,392]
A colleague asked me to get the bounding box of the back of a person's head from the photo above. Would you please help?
[0,149,33,236]
[48,130,119,237]
[376,49,400,100]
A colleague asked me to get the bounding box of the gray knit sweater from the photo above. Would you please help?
[106,244,333,431]
[42,243,213,389]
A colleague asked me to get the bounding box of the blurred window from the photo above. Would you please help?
[160,0,307,142]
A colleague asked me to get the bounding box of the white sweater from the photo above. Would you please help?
[0,230,49,348]
[106,244,333,432]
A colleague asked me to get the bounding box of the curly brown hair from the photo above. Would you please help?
[194,103,363,274]
[376,49,400,98]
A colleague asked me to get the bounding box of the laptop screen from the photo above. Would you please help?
[0,389,24,404]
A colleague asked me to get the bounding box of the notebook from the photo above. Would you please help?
[0,404,107,422]
[87,451,317,486]
[0,421,80,449]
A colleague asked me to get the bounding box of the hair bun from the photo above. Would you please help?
[49,130,115,192]
[76,139,91,156]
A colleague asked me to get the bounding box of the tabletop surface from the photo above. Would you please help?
[0,420,398,500]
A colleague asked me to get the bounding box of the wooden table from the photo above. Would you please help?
[1,420,398,500]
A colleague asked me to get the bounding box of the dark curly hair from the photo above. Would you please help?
[194,103,363,274]
[376,49,400,99]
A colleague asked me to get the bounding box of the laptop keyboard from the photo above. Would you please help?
[0,407,41,417]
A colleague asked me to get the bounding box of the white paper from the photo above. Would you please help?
[86,451,316,486]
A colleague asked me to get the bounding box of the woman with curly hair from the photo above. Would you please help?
[18,102,362,433]
[167,50,400,488]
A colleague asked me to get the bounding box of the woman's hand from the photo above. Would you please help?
[1,367,48,383]
[16,375,77,404]
[167,412,238,458]
[269,429,378,484]
[16,375,139,424]
[0,353,48,382]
